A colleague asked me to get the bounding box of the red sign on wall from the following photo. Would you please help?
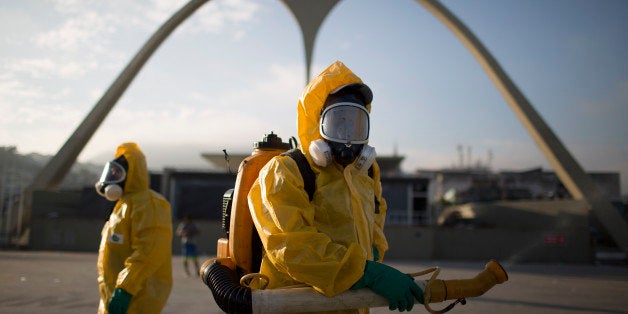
[544,234,566,245]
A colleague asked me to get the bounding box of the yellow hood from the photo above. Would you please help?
[114,142,148,194]
[297,61,372,159]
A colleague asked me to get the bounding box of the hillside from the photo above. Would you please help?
[0,146,102,191]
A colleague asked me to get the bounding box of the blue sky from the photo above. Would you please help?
[1,0,627,194]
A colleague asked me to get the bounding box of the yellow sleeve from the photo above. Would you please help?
[116,191,172,295]
[249,156,366,296]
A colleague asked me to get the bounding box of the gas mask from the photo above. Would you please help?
[309,87,376,169]
[95,155,128,201]
[309,139,376,170]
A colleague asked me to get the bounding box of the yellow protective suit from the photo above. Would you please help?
[248,61,388,312]
[97,143,173,314]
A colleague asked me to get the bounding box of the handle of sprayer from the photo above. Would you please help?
[250,260,508,314]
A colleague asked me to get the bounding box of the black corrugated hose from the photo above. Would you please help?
[202,260,252,314]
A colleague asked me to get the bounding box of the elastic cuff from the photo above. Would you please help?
[349,261,369,290]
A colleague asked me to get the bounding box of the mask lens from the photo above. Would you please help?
[98,161,126,184]
[320,103,369,144]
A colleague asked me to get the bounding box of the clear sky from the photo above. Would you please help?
[1,0,627,194]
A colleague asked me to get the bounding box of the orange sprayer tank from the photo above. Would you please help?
[224,132,292,275]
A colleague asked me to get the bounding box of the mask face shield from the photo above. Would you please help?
[98,160,127,185]
[319,102,370,144]
[95,156,128,201]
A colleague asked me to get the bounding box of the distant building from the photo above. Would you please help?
[195,152,430,226]
[417,166,621,207]
[190,154,624,228]
[202,152,405,176]
[23,151,623,262]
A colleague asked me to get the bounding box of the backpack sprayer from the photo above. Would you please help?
[200,132,508,313]
[202,257,507,314]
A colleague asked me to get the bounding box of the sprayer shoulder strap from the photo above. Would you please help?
[281,149,316,201]
[281,149,376,205]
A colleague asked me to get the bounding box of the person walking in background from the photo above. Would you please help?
[177,215,200,276]
[95,142,173,314]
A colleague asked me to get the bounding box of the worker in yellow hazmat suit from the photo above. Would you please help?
[248,61,423,313]
[95,142,173,314]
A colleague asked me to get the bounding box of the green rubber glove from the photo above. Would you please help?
[351,261,423,312]
[108,288,132,314]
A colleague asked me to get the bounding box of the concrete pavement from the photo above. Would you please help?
[1,251,627,313]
